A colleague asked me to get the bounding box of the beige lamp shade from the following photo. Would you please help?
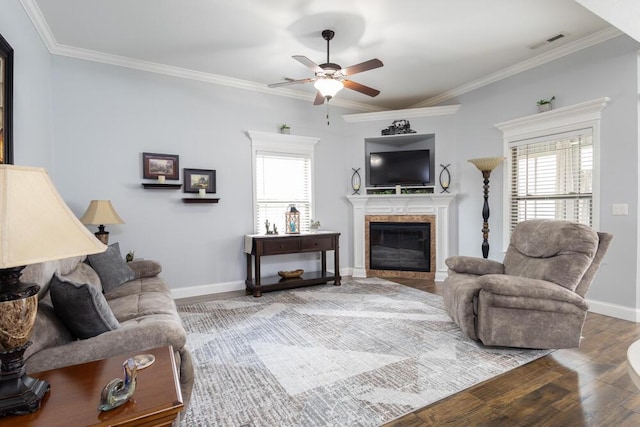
[468,157,505,172]
[0,165,107,269]
[79,200,125,226]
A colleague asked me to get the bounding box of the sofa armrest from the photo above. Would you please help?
[127,259,162,279]
[445,256,504,276]
[25,318,185,373]
[478,274,588,310]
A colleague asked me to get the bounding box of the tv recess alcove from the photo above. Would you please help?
[348,132,455,281]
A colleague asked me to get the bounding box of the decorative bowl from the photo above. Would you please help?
[278,269,304,279]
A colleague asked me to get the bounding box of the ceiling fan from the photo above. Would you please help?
[268,29,383,105]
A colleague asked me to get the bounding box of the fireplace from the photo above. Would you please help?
[364,214,436,280]
[369,222,431,272]
[348,194,455,281]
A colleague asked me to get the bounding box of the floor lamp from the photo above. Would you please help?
[468,157,505,258]
[0,165,106,415]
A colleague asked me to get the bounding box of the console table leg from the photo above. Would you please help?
[334,238,341,286]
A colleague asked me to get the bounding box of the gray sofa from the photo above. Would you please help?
[20,246,194,409]
[443,219,612,349]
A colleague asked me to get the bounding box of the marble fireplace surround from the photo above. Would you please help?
[347,194,456,281]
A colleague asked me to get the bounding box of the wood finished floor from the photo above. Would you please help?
[176,278,640,427]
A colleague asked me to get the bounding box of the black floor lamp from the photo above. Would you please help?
[468,157,505,258]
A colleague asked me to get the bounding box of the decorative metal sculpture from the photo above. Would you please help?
[381,119,416,136]
[439,164,451,193]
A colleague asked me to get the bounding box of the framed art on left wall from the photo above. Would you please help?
[0,32,14,165]
[142,152,180,180]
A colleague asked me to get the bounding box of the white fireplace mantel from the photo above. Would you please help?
[347,193,456,281]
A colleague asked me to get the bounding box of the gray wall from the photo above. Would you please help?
[49,56,361,289]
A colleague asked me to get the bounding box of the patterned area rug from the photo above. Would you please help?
[178,278,551,426]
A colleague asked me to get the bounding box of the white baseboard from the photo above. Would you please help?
[171,280,245,300]
[587,298,640,323]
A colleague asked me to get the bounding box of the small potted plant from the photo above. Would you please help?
[537,96,555,113]
[280,124,291,134]
[310,220,320,233]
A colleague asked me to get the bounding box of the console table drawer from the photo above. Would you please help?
[262,238,301,254]
[300,236,334,251]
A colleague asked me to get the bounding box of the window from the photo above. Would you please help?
[496,97,609,248]
[509,130,593,230]
[248,131,319,234]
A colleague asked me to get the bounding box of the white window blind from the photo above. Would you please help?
[509,129,593,230]
[255,152,312,233]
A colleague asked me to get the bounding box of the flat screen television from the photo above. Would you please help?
[369,149,430,186]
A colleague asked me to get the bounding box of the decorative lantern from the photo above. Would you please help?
[285,205,300,234]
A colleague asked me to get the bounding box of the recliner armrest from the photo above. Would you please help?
[445,256,504,276]
[478,274,588,310]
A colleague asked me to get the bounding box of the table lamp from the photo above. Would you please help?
[0,165,106,415]
[79,200,125,245]
[468,157,505,258]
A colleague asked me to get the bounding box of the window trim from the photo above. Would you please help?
[248,130,319,234]
[495,97,610,251]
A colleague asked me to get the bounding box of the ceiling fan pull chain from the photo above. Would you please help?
[326,101,330,126]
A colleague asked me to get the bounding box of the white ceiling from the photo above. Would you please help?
[28,0,617,111]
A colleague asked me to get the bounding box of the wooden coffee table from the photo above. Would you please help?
[0,346,183,427]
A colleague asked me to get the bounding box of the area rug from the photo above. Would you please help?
[178,278,551,426]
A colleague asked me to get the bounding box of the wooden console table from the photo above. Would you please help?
[244,232,341,297]
[0,346,183,427]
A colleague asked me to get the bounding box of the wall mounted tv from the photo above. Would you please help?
[369,149,431,187]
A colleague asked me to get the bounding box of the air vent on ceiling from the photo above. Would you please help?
[528,33,568,50]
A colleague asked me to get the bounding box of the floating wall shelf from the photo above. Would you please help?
[182,198,220,204]
[142,183,182,190]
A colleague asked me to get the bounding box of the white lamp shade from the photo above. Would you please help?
[79,200,125,226]
[0,165,106,269]
[314,78,344,98]
[468,157,505,172]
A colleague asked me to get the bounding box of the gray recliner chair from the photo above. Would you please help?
[443,219,612,349]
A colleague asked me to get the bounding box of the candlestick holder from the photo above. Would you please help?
[439,164,451,193]
[351,168,362,195]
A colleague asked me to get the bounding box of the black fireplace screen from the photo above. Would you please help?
[369,222,431,272]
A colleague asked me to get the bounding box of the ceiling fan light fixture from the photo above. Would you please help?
[314,78,344,98]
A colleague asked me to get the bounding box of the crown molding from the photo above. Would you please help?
[342,105,460,123]
[412,26,624,108]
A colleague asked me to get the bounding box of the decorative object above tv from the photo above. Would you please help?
[369,149,430,187]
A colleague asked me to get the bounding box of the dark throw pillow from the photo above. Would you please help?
[49,275,121,339]
[86,242,136,293]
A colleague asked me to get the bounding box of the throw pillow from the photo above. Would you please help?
[49,275,121,339]
[86,242,136,293]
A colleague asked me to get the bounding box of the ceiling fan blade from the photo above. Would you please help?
[343,80,380,97]
[268,78,314,88]
[313,91,325,105]
[341,59,383,76]
[293,55,323,73]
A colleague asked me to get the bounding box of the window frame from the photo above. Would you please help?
[495,97,609,251]
[248,130,319,234]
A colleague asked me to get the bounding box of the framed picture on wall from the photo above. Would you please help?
[142,152,180,180]
[183,168,216,193]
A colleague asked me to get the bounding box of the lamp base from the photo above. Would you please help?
[0,343,50,416]
[94,231,109,245]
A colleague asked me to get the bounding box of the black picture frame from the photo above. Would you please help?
[183,168,216,193]
[142,152,180,180]
[0,33,14,165]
